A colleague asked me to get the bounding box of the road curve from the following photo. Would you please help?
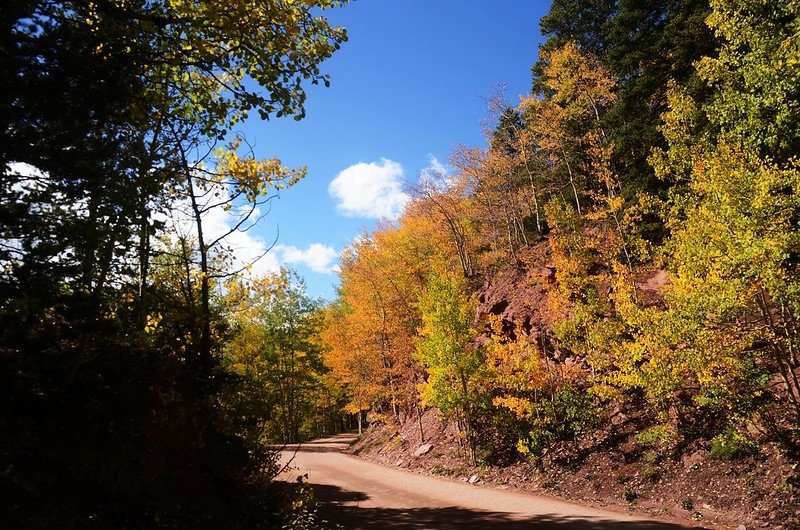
[276,434,711,530]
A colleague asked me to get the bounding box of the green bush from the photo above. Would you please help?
[622,486,638,502]
[641,463,661,480]
[517,384,597,456]
[709,428,756,460]
[635,424,676,447]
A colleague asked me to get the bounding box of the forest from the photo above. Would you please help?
[1,0,348,527]
[2,0,800,528]
[323,0,800,495]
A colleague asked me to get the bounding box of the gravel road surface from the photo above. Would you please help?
[277,434,712,529]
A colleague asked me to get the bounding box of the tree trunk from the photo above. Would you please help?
[187,174,211,370]
[416,403,425,443]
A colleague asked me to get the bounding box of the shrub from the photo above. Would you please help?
[709,428,756,460]
[622,486,638,502]
[635,423,676,447]
[514,384,598,457]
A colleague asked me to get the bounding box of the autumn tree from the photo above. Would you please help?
[535,0,716,194]
[1,0,347,321]
[324,222,434,420]
[415,272,484,462]
[224,269,326,444]
[648,0,800,440]
[322,200,469,437]
[322,299,385,434]
[524,42,619,213]
[407,169,478,278]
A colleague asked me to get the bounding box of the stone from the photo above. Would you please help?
[469,474,479,484]
[682,450,705,470]
[413,443,433,457]
[610,412,628,426]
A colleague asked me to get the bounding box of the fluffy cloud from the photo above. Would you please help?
[275,243,339,274]
[419,155,450,183]
[164,202,337,277]
[167,202,282,277]
[328,158,410,219]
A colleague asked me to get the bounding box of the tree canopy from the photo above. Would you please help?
[1,1,347,527]
[321,0,800,480]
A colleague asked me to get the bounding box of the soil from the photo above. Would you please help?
[348,408,800,530]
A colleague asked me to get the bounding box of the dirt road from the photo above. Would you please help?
[277,434,711,530]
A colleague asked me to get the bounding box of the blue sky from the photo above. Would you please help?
[229,1,550,300]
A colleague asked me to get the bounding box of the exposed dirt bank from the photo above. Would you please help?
[348,410,798,529]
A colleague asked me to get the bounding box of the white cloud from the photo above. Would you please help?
[419,155,450,183]
[418,154,456,191]
[162,200,338,277]
[328,158,409,220]
[166,201,283,277]
[275,243,339,274]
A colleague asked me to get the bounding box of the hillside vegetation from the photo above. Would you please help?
[322,0,800,519]
[4,0,800,528]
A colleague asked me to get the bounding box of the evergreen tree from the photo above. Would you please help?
[535,0,716,195]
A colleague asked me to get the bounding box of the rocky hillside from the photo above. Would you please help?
[345,239,798,529]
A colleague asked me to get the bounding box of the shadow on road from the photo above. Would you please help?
[311,483,703,530]
[281,443,345,454]
[280,433,359,454]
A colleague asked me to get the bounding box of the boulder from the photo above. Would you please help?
[413,443,433,457]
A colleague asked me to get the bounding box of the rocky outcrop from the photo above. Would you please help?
[473,237,670,359]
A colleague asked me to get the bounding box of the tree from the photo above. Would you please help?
[407,170,478,278]
[485,316,595,458]
[650,0,800,439]
[322,206,465,435]
[225,269,326,444]
[1,0,348,357]
[325,225,429,419]
[0,1,349,525]
[525,42,619,216]
[491,106,548,236]
[415,272,483,462]
[534,0,716,194]
[322,298,385,434]
[166,134,306,368]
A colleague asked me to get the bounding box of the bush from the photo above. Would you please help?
[635,423,676,447]
[0,332,305,529]
[709,428,757,460]
[516,384,597,457]
[622,486,638,502]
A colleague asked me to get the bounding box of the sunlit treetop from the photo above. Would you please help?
[18,0,348,137]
